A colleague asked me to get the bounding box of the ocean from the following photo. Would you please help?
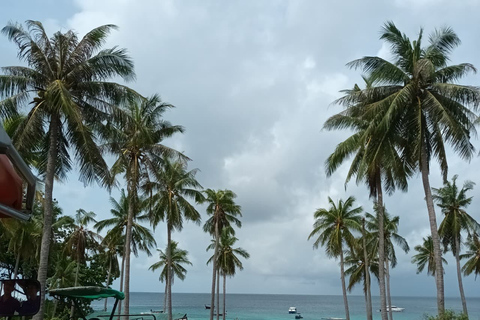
[90,293,480,320]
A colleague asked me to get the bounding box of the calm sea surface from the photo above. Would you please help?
[90,293,480,320]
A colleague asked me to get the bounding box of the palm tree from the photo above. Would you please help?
[433,175,480,316]
[325,76,412,320]
[1,216,41,279]
[0,21,136,319]
[308,196,362,320]
[347,22,480,315]
[203,189,242,320]
[461,233,480,278]
[207,228,249,320]
[62,209,102,318]
[100,239,121,311]
[145,157,203,320]
[102,95,184,315]
[344,236,379,320]
[95,189,156,315]
[412,236,448,276]
[365,209,409,320]
[149,241,192,313]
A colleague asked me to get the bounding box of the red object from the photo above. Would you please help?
[0,154,23,218]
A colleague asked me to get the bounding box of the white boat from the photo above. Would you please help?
[288,307,297,314]
[379,306,405,312]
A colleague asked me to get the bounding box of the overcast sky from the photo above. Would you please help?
[2,0,480,298]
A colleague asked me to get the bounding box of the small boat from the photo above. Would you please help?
[150,309,164,313]
[175,314,188,320]
[289,307,297,314]
[295,313,304,319]
[379,306,405,312]
[205,304,211,309]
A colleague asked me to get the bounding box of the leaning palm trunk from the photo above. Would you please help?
[118,253,125,319]
[210,220,219,320]
[216,269,220,320]
[71,258,80,319]
[34,118,60,320]
[124,164,138,318]
[362,219,372,320]
[223,272,226,320]
[167,227,173,320]
[454,236,468,316]
[104,258,113,311]
[376,176,388,320]
[339,244,350,320]
[420,148,445,315]
[385,260,393,320]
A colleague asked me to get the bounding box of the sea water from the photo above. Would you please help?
[90,293,480,320]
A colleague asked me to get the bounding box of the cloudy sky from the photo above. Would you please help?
[2,0,480,298]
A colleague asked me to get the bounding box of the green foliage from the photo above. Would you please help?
[424,310,468,320]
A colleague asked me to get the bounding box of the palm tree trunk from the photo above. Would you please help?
[455,236,468,316]
[223,273,226,320]
[33,116,59,320]
[216,269,220,320]
[210,220,219,320]
[420,147,445,316]
[376,174,388,320]
[117,252,125,319]
[339,244,350,320]
[163,280,168,313]
[362,219,372,320]
[104,257,113,311]
[386,259,393,320]
[167,227,173,320]
[70,261,80,319]
[124,166,138,318]
[13,251,21,279]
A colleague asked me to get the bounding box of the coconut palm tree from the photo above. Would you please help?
[99,239,121,311]
[347,22,480,315]
[149,241,192,313]
[62,209,102,318]
[145,157,203,320]
[412,236,448,276]
[102,95,184,315]
[365,209,409,320]
[433,175,480,316]
[207,228,249,320]
[95,189,156,315]
[0,21,136,319]
[203,189,242,320]
[325,76,412,320]
[344,236,379,320]
[308,196,362,320]
[461,233,480,278]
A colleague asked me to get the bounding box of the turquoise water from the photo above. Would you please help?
[90,293,480,320]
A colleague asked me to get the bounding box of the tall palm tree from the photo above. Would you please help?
[344,236,379,320]
[145,157,203,320]
[203,189,242,320]
[0,21,136,319]
[325,76,412,320]
[365,209,409,320]
[308,196,362,320]
[347,22,480,315]
[149,241,192,313]
[461,233,480,278]
[433,175,480,316]
[102,95,184,315]
[207,228,249,320]
[412,236,448,276]
[95,189,156,316]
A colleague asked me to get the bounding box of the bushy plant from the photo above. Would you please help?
[424,310,469,320]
